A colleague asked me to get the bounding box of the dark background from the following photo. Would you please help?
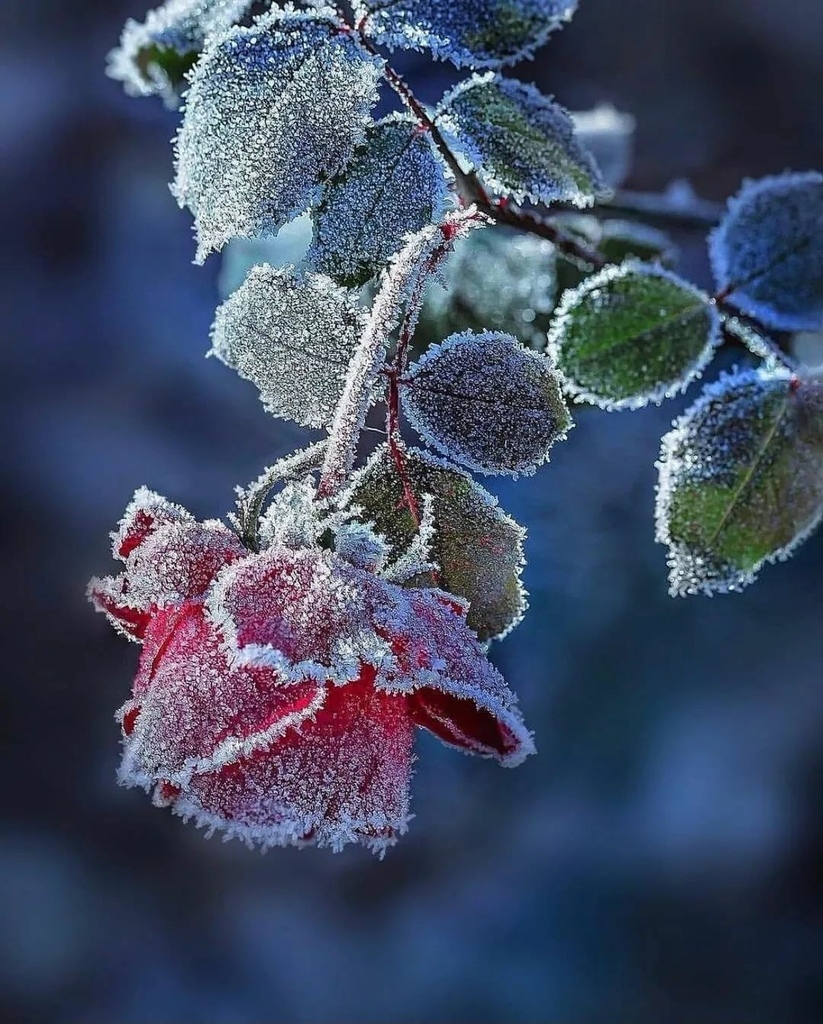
[3,1,823,1021]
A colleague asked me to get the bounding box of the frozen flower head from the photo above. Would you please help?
[89,484,534,854]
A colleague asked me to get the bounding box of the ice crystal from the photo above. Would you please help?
[709,171,823,332]
[656,369,823,596]
[172,9,384,262]
[354,0,578,69]
[107,0,255,107]
[349,445,527,641]
[308,115,451,287]
[417,226,556,349]
[571,105,635,189]
[404,330,571,476]
[210,264,367,429]
[548,261,721,411]
[437,74,607,208]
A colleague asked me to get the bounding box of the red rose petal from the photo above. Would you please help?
[375,587,534,766]
[119,601,326,786]
[410,686,519,760]
[170,672,414,853]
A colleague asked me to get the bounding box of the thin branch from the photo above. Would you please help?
[581,189,725,233]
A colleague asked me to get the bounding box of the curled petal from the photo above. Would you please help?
[125,520,245,610]
[206,548,393,683]
[87,574,153,641]
[377,589,535,766]
[118,602,326,787]
[161,673,414,853]
[113,487,192,560]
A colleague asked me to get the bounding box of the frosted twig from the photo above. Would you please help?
[317,209,486,499]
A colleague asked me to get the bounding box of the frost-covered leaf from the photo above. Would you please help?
[173,9,384,262]
[107,0,255,107]
[417,226,556,349]
[218,216,313,299]
[349,446,526,640]
[307,116,451,287]
[656,369,823,596]
[210,264,366,428]
[710,172,823,331]
[405,331,570,475]
[571,105,635,189]
[355,0,577,68]
[437,74,607,208]
[548,261,721,410]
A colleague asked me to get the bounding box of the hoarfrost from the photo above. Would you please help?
[168,674,414,854]
[318,209,485,497]
[118,601,328,787]
[548,261,721,411]
[172,8,384,262]
[107,0,255,107]
[404,330,571,475]
[656,369,823,596]
[354,0,578,69]
[205,547,395,683]
[375,587,535,765]
[210,264,367,429]
[709,171,823,332]
[308,116,451,287]
[437,73,607,208]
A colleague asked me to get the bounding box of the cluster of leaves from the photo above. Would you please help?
[108,0,823,659]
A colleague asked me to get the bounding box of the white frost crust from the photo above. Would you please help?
[318,208,486,497]
[436,73,608,209]
[404,329,571,476]
[653,367,823,597]
[709,171,823,333]
[372,587,535,766]
[117,683,328,790]
[210,264,367,429]
[354,0,578,70]
[379,493,438,584]
[172,8,384,262]
[107,0,256,107]
[166,788,411,856]
[547,260,722,412]
[204,547,397,685]
[111,486,192,560]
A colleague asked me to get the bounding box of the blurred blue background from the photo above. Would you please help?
[3,1,823,1021]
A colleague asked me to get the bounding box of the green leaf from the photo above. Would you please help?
[349,446,526,641]
[656,369,823,596]
[437,74,607,208]
[307,116,450,287]
[404,331,571,476]
[548,261,721,410]
[416,226,557,350]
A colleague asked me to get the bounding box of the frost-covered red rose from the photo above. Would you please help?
[89,483,534,853]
